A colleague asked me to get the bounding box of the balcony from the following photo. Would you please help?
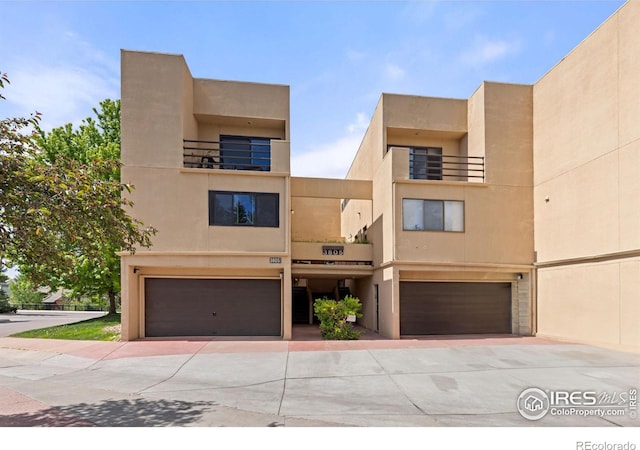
[410,152,484,182]
[390,146,485,182]
[183,137,270,171]
[291,241,373,265]
[183,138,290,173]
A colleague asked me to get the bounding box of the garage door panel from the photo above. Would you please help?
[145,278,281,337]
[400,282,511,335]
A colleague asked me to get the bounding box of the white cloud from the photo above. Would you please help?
[346,49,367,63]
[291,113,368,179]
[384,63,406,81]
[401,0,439,25]
[444,5,484,31]
[346,112,369,133]
[291,134,363,179]
[459,36,521,67]
[1,31,118,129]
[7,65,117,129]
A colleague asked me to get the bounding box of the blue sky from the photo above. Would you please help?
[0,0,625,179]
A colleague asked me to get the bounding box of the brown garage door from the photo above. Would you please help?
[400,282,511,335]
[145,278,281,337]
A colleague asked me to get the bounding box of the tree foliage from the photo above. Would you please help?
[313,295,363,340]
[0,269,12,312]
[8,273,44,306]
[0,72,155,314]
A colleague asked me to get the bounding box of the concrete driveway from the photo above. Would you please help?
[0,310,107,337]
[0,333,638,427]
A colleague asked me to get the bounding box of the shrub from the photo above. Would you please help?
[313,295,363,340]
[0,289,16,313]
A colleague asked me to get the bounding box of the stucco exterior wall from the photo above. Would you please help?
[193,78,290,140]
[387,83,533,267]
[290,177,372,243]
[340,87,535,339]
[120,256,289,340]
[121,168,289,253]
[383,94,467,135]
[534,2,639,262]
[121,50,293,340]
[121,3,636,347]
[533,2,639,351]
[371,267,398,339]
[537,259,639,352]
[291,197,342,242]
[346,101,384,181]
[374,151,395,265]
[121,51,187,169]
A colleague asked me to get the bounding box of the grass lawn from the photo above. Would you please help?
[11,313,121,341]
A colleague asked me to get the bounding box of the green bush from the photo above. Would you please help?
[0,291,16,313]
[313,295,363,340]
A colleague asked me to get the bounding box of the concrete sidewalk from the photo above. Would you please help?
[0,334,638,427]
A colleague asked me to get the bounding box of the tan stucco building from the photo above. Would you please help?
[120,2,639,352]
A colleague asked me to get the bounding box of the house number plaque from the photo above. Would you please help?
[322,245,344,256]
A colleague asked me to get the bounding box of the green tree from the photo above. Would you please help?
[8,273,44,306]
[0,72,155,314]
[0,269,12,312]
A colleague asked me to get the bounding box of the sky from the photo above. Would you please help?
[0,0,626,179]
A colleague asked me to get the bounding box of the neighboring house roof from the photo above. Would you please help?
[42,289,66,304]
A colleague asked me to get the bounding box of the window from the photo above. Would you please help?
[403,199,464,232]
[409,147,443,180]
[220,135,271,171]
[209,191,279,227]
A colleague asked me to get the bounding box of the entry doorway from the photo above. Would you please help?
[291,278,356,325]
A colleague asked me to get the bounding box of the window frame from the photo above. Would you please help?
[409,146,443,181]
[209,191,280,228]
[402,198,465,232]
[219,135,272,171]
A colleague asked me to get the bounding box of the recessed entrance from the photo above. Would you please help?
[291,277,358,325]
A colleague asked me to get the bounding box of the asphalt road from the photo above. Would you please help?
[0,310,107,337]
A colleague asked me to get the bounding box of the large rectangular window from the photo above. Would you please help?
[403,199,464,232]
[220,135,271,171]
[409,147,443,180]
[209,191,279,227]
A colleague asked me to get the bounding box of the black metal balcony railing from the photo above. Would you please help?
[409,152,485,182]
[183,138,271,171]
